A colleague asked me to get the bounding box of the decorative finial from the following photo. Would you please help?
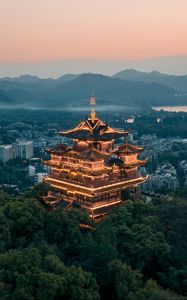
[90,92,96,123]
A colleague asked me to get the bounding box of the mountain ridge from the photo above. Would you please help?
[0,71,187,109]
[113,69,187,92]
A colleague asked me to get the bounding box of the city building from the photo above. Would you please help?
[28,165,36,177]
[142,163,179,193]
[43,96,148,219]
[0,145,14,163]
[15,141,33,159]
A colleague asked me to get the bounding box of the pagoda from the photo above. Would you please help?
[43,95,148,219]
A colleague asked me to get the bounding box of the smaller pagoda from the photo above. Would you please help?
[43,95,148,219]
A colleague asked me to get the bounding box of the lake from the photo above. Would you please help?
[153,106,187,112]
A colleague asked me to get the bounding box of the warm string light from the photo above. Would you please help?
[45,175,148,195]
[80,200,122,210]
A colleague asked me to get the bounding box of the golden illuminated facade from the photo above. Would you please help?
[43,96,148,219]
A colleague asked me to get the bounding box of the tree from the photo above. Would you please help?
[116,223,170,272]
[3,198,46,248]
[0,213,11,253]
[106,260,143,300]
[0,191,12,206]
[45,209,93,263]
[24,182,49,198]
[105,260,186,300]
[0,247,100,300]
[98,202,170,273]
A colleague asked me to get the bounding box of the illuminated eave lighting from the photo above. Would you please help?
[44,175,148,194]
[81,199,122,210]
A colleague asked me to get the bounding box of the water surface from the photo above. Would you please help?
[153,106,187,112]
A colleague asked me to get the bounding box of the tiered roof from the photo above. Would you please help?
[116,142,144,154]
[45,144,109,161]
[59,117,128,141]
[45,144,71,155]
[124,158,148,169]
[78,145,110,161]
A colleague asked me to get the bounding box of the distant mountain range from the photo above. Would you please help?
[0,70,187,109]
[113,69,187,92]
[0,89,16,104]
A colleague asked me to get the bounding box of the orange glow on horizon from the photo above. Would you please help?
[0,0,187,62]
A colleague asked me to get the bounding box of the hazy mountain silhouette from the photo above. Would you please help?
[57,74,80,83]
[0,89,16,104]
[113,69,187,92]
[0,72,186,109]
[1,55,187,77]
[43,73,179,107]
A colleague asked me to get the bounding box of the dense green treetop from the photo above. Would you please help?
[0,186,187,299]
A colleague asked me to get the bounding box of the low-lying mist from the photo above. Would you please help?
[0,103,142,113]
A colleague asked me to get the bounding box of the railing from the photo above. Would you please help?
[79,198,121,209]
[48,171,141,186]
[45,174,147,196]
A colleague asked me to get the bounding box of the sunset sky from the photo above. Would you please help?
[0,0,187,76]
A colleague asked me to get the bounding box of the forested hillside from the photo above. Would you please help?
[0,184,187,299]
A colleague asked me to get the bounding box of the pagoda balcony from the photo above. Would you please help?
[44,173,148,197]
[46,194,120,208]
[80,198,122,209]
[47,170,141,188]
[43,160,60,167]
[47,169,142,184]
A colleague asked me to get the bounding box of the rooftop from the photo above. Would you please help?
[59,95,128,141]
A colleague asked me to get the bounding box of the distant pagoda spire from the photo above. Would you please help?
[90,92,96,123]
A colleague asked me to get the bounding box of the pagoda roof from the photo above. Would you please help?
[45,144,80,157]
[77,146,110,161]
[45,144,71,155]
[59,117,128,141]
[124,158,147,169]
[116,143,144,154]
[45,143,109,161]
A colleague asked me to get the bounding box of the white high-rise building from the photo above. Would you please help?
[28,165,36,177]
[15,141,33,159]
[0,145,14,163]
